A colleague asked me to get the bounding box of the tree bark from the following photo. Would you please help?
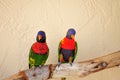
[5,51,120,80]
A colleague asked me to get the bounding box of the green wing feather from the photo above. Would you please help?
[58,41,61,62]
[72,41,78,62]
[29,48,49,68]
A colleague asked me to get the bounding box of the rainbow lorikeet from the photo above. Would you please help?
[29,31,49,69]
[58,28,78,67]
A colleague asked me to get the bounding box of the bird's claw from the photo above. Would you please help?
[57,62,61,67]
[69,62,73,66]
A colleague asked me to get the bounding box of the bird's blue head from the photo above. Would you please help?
[66,28,76,39]
[36,31,46,43]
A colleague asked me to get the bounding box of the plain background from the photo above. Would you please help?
[0,0,120,79]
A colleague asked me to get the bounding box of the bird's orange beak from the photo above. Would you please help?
[71,35,75,40]
[38,35,42,40]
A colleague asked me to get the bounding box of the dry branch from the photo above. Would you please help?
[5,51,120,80]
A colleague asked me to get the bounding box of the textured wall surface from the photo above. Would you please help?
[0,0,120,79]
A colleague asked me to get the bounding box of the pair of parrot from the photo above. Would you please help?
[29,28,78,69]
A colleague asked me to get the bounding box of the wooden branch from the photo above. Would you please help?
[5,51,120,80]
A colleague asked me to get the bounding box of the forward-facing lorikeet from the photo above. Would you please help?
[29,31,49,69]
[58,28,78,67]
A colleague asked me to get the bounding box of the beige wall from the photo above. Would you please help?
[0,0,120,79]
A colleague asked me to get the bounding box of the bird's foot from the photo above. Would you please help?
[33,66,37,71]
[57,62,61,67]
[39,65,43,67]
[69,62,73,66]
